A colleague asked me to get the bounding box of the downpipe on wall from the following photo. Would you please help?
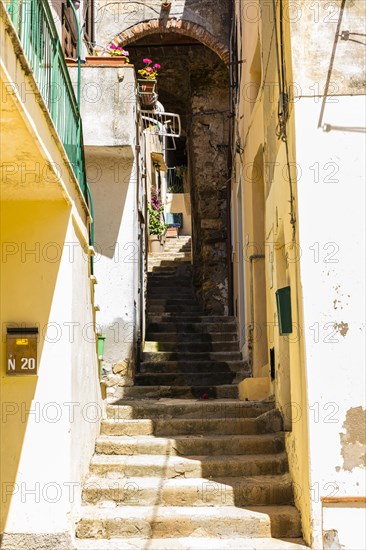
[248,254,265,372]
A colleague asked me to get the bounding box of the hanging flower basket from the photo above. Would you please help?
[137,79,157,106]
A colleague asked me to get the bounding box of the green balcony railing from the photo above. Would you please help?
[5,0,87,200]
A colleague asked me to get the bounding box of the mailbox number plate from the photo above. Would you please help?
[7,333,38,375]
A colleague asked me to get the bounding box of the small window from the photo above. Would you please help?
[61,1,95,57]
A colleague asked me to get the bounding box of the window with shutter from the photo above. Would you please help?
[62,1,78,58]
[84,0,95,53]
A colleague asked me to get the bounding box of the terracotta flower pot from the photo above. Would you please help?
[85,56,129,67]
[138,79,157,106]
[65,56,129,67]
[148,235,164,253]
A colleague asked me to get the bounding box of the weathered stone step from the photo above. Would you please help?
[148,262,192,269]
[138,361,245,374]
[76,504,302,539]
[147,273,192,279]
[106,399,273,420]
[82,474,294,507]
[141,351,242,361]
[147,280,192,287]
[75,536,309,550]
[147,285,195,293]
[145,333,238,344]
[134,372,238,387]
[147,298,200,305]
[100,417,260,437]
[147,305,203,313]
[90,452,288,479]
[112,384,239,399]
[147,315,236,323]
[95,433,286,456]
[147,322,237,333]
[148,253,192,260]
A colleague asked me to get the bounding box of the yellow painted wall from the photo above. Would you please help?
[0,201,102,535]
[233,0,311,542]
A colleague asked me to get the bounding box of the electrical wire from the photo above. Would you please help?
[272,0,296,238]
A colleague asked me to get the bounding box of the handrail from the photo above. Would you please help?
[5,0,87,200]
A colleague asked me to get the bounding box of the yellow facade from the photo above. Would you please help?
[0,4,102,543]
[233,1,366,546]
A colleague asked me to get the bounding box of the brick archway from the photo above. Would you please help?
[109,20,230,65]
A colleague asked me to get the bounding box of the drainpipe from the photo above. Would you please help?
[249,254,265,371]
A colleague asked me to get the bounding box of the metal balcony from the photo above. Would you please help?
[140,110,181,138]
[5,0,88,200]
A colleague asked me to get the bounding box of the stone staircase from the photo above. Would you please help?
[75,236,308,549]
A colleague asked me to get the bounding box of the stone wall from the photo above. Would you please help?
[188,67,230,314]
[93,1,232,313]
[95,0,231,61]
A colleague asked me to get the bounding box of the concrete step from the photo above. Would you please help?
[75,536,309,549]
[112,384,239,399]
[82,474,294,507]
[106,399,274,420]
[76,504,302,539]
[134,372,239,387]
[95,433,286,456]
[90,452,288,479]
[145,333,238,344]
[100,417,260,437]
[147,322,237,333]
[138,361,245,374]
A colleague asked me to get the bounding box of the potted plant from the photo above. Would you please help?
[82,46,130,67]
[137,58,161,106]
[148,187,167,253]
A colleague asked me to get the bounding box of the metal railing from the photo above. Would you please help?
[5,0,87,200]
[140,110,181,138]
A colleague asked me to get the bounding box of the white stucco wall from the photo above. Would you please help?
[70,65,140,375]
[295,96,366,549]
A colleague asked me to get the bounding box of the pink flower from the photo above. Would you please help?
[109,43,117,50]
[143,58,152,64]
[122,50,129,56]
[153,64,161,69]
[146,67,153,73]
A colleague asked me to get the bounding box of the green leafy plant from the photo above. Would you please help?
[107,45,129,60]
[138,58,161,81]
[148,187,167,236]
